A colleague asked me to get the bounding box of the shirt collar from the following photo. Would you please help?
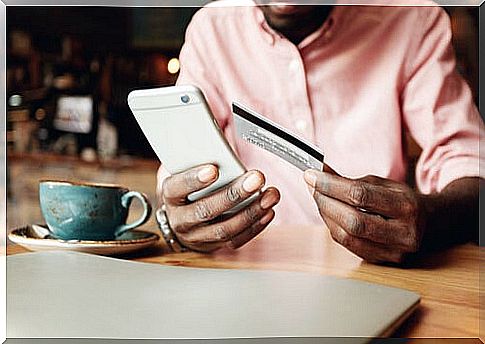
[253,5,278,45]
[252,4,341,48]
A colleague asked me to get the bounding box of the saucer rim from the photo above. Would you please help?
[39,179,128,190]
[8,224,160,247]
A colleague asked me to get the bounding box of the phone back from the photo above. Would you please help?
[128,85,246,201]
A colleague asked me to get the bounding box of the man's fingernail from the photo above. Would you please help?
[198,165,217,183]
[304,170,318,187]
[260,211,274,225]
[260,190,279,209]
[243,172,263,193]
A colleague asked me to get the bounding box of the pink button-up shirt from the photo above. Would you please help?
[172,1,484,225]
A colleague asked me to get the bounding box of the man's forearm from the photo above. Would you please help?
[419,177,481,250]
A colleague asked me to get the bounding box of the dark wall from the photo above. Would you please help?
[7,7,130,54]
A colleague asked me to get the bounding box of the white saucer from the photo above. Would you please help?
[8,224,160,256]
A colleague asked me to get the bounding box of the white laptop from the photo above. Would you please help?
[7,251,419,341]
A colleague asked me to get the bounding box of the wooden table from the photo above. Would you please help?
[7,225,483,342]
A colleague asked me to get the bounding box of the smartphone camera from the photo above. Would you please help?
[181,95,190,104]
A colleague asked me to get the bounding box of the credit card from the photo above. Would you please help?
[232,102,324,171]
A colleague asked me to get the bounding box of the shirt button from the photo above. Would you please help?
[288,59,299,73]
[294,119,308,132]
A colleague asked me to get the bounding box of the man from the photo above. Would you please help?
[156,0,483,263]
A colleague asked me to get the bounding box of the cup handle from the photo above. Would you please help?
[115,191,152,237]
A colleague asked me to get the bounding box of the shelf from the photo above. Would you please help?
[7,152,159,171]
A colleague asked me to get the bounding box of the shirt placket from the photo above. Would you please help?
[285,44,315,143]
[257,6,338,146]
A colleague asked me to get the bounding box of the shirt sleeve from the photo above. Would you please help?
[401,7,484,194]
[175,10,232,137]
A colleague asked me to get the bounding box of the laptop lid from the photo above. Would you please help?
[7,251,419,341]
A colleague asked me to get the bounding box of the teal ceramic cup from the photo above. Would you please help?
[39,180,152,241]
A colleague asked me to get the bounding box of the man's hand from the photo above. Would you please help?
[159,164,280,253]
[304,170,424,264]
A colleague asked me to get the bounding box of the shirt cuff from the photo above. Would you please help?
[436,156,483,192]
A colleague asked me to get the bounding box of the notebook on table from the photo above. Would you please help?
[7,251,419,341]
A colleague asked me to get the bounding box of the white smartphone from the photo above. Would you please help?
[128,85,248,204]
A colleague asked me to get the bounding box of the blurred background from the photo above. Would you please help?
[5,5,479,231]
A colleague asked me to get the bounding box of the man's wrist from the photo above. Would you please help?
[416,178,480,251]
[416,192,443,250]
